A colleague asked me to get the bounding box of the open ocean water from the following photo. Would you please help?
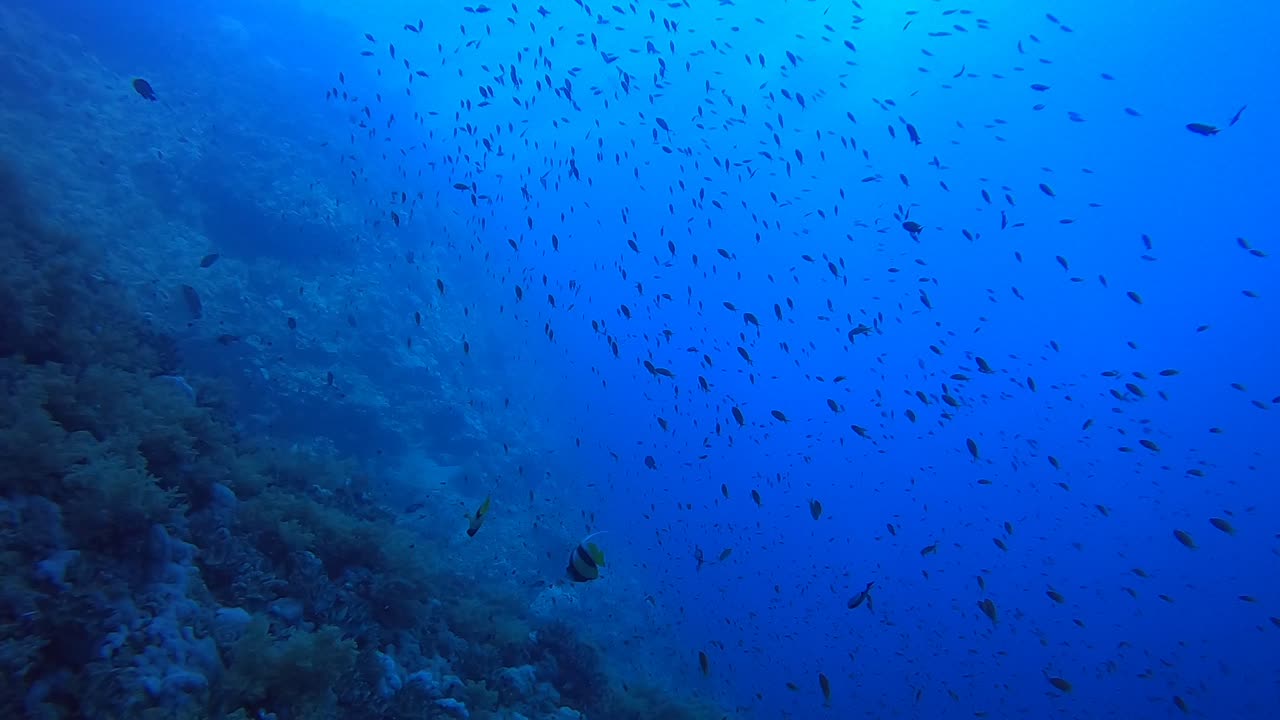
[0,1,1276,719]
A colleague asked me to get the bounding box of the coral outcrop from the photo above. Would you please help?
[0,162,722,719]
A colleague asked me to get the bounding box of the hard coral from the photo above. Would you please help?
[0,159,732,719]
[528,620,607,714]
[0,161,177,375]
[592,682,724,720]
[224,615,357,718]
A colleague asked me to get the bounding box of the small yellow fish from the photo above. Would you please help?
[466,496,492,537]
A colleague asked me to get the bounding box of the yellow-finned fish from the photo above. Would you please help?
[466,496,492,537]
[567,532,606,582]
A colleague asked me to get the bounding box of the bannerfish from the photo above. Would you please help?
[567,532,606,582]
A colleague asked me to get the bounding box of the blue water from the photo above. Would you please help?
[1,0,1276,718]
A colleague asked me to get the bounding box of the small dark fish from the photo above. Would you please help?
[132,78,158,101]
[1046,675,1072,693]
[1228,105,1247,126]
[978,597,998,624]
[1186,122,1219,136]
[1209,517,1236,535]
[215,333,240,345]
[180,284,202,319]
[287,316,297,330]
[847,581,874,610]
[199,253,220,268]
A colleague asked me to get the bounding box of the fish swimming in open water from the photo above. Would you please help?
[567,532,606,582]
[132,78,158,101]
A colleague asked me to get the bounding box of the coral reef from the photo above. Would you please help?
[0,162,723,719]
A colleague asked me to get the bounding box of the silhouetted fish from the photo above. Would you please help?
[132,78,158,101]
[180,284,201,319]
